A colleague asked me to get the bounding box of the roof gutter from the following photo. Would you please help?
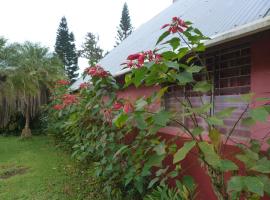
[113,15,270,78]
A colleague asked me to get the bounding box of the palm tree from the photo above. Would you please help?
[0,41,63,137]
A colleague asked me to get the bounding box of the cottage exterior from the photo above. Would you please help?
[72,0,270,198]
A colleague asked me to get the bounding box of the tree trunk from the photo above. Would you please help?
[21,103,32,138]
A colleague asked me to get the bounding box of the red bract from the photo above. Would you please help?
[79,82,89,89]
[85,65,109,78]
[161,23,170,29]
[138,54,145,65]
[161,16,188,34]
[56,80,70,85]
[113,102,123,110]
[62,94,77,106]
[127,53,141,60]
[124,50,162,68]
[123,102,134,114]
[53,104,64,110]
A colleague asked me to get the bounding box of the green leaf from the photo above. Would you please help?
[220,160,238,171]
[134,177,144,194]
[153,87,168,101]
[176,71,193,85]
[154,143,166,156]
[190,103,212,114]
[192,127,204,136]
[227,176,244,193]
[144,154,165,169]
[133,67,147,87]
[161,51,177,60]
[251,157,270,173]
[113,145,128,159]
[207,116,224,126]
[148,177,159,189]
[258,175,270,195]
[193,81,212,93]
[250,107,269,122]
[195,43,205,52]
[236,154,256,169]
[113,113,128,128]
[177,47,189,59]
[135,98,148,111]
[163,37,180,51]
[186,65,203,73]
[173,141,196,164]
[244,176,264,196]
[168,170,178,178]
[153,111,171,126]
[209,128,221,150]
[164,61,179,70]
[124,73,132,87]
[156,31,170,45]
[216,107,236,118]
[241,117,256,127]
[198,142,221,169]
[134,113,147,130]
[182,176,196,192]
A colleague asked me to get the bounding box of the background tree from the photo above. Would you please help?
[55,16,78,83]
[115,2,133,46]
[0,41,63,137]
[79,32,103,66]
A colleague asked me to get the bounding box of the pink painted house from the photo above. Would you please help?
[73,0,270,198]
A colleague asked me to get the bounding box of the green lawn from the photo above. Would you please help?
[0,136,104,200]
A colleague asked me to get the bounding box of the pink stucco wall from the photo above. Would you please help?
[251,32,270,149]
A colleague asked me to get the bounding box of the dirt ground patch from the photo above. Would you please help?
[0,165,29,179]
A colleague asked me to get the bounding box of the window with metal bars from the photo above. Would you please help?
[164,43,251,137]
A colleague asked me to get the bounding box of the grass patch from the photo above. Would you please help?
[0,135,105,200]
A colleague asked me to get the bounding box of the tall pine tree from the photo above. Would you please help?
[79,32,103,66]
[115,2,133,46]
[55,16,78,83]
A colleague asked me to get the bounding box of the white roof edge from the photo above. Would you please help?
[113,15,270,77]
[205,15,270,47]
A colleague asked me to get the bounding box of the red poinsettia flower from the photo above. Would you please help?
[127,53,141,60]
[123,102,134,114]
[125,50,162,68]
[56,80,70,85]
[113,102,123,110]
[79,82,89,89]
[62,94,78,106]
[161,16,188,34]
[85,65,109,78]
[53,104,64,110]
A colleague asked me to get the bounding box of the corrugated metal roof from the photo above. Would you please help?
[72,0,270,90]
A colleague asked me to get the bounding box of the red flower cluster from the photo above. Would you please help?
[62,94,78,106]
[125,50,162,68]
[85,65,109,78]
[56,80,70,85]
[123,102,134,114]
[112,101,134,114]
[113,102,123,110]
[161,17,188,33]
[53,104,64,111]
[52,94,78,111]
[79,82,89,89]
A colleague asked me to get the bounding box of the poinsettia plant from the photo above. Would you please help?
[113,17,270,200]
[47,17,270,200]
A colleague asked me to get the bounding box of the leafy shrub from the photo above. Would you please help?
[47,17,270,200]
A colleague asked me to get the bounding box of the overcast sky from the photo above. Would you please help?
[0,0,171,70]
